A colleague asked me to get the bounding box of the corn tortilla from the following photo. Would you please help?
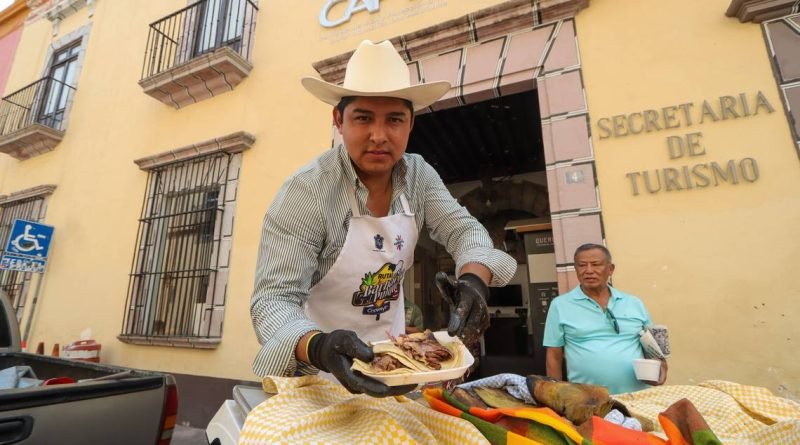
[352,340,462,376]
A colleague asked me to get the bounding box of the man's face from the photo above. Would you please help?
[574,248,615,291]
[334,96,414,181]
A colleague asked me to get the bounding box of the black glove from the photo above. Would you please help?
[306,330,416,397]
[435,272,490,346]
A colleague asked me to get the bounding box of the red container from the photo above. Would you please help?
[62,339,101,362]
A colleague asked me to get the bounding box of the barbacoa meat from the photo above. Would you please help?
[391,330,452,370]
[370,354,405,372]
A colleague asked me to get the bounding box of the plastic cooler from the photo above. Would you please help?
[62,339,101,362]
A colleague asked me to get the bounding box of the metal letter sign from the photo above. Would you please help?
[0,219,55,274]
[320,0,380,27]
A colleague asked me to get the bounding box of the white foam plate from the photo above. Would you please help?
[359,331,475,387]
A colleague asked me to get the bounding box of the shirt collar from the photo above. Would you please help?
[572,284,621,302]
[336,144,408,192]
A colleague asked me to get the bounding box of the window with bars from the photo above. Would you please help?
[122,153,232,340]
[0,197,44,320]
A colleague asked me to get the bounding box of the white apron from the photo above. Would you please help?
[305,187,418,344]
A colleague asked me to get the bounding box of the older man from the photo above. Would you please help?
[250,40,516,397]
[543,244,667,394]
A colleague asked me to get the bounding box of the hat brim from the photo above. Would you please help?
[302,76,451,111]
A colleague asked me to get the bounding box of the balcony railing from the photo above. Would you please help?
[0,77,75,160]
[0,77,75,136]
[141,0,258,80]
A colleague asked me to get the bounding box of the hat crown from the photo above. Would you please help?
[300,39,450,111]
[342,40,411,93]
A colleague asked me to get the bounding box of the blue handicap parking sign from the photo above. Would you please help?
[4,219,55,259]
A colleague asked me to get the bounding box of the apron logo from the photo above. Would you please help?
[373,233,384,251]
[394,235,404,251]
[352,261,405,320]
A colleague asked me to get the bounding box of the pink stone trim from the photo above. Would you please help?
[726,0,798,22]
[544,116,592,163]
[134,131,255,170]
[462,38,505,102]
[537,70,586,119]
[546,163,599,213]
[117,334,221,349]
[0,123,64,160]
[139,47,252,109]
[499,26,555,95]
[544,20,579,73]
[551,214,603,265]
[0,184,57,205]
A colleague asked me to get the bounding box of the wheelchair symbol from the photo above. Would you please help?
[11,224,47,256]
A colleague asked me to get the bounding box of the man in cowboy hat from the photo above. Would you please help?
[250,40,516,397]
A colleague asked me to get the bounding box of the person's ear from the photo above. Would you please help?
[608,263,615,276]
[333,107,344,131]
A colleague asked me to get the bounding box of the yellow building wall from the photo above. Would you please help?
[1,0,797,397]
[577,0,800,396]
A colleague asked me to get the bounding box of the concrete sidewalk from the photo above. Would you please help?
[172,425,208,445]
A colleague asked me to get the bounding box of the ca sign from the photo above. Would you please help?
[319,0,381,28]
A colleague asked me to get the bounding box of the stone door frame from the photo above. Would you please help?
[315,0,598,292]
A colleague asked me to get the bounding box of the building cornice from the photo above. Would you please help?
[0,0,29,37]
[134,131,256,170]
[726,0,799,23]
[312,0,590,84]
[0,184,57,206]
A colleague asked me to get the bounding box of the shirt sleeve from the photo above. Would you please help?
[419,161,517,287]
[542,298,565,347]
[250,176,324,377]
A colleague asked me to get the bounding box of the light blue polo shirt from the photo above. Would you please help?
[543,285,652,394]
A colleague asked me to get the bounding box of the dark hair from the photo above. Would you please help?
[574,243,612,264]
[335,96,414,118]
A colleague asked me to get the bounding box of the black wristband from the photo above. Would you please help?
[306,332,329,372]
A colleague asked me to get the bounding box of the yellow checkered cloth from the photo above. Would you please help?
[613,380,800,444]
[239,376,489,445]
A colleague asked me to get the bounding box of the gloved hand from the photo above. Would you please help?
[435,272,490,346]
[306,330,416,397]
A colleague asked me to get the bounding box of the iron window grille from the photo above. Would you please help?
[141,0,258,79]
[0,197,45,320]
[122,153,231,339]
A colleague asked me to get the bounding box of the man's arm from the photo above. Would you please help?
[639,300,667,385]
[250,177,324,377]
[542,297,566,380]
[419,161,516,287]
[546,347,564,381]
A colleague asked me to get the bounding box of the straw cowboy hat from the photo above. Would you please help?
[301,40,451,111]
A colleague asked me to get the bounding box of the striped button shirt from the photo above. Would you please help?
[251,144,517,377]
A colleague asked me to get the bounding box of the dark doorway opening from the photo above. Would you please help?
[405,89,557,378]
[407,89,545,183]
